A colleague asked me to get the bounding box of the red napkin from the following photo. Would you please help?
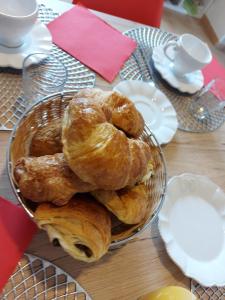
[202,56,225,99]
[0,197,37,293]
[47,5,137,82]
[202,56,225,85]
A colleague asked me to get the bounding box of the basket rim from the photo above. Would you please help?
[7,90,167,247]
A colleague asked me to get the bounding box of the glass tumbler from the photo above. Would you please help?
[22,53,67,105]
[189,78,225,121]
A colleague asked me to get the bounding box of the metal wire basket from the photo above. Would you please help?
[7,91,167,249]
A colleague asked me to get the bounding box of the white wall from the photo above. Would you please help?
[206,0,225,45]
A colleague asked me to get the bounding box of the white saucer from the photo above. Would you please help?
[0,21,52,69]
[113,80,178,145]
[152,46,204,94]
[158,173,225,286]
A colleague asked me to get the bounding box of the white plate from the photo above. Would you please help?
[158,173,225,286]
[113,80,178,145]
[152,46,204,94]
[0,21,52,69]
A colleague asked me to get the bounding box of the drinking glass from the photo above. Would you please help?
[189,78,225,121]
[22,53,67,105]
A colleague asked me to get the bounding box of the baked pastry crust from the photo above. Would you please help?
[30,119,62,156]
[14,153,96,205]
[92,183,149,224]
[11,87,155,262]
[62,96,151,190]
[34,194,111,262]
[75,88,144,138]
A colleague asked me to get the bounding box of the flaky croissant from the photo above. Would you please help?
[92,183,149,224]
[34,194,111,262]
[74,88,144,138]
[30,119,62,156]
[13,153,96,206]
[62,96,152,190]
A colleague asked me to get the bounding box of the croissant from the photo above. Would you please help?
[92,183,149,224]
[74,88,144,138]
[34,194,111,262]
[110,160,157,242]
[30,119,62,156]
[13,153,96,206]
[62,96,152,190]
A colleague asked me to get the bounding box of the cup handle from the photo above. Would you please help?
[163,41,178,62]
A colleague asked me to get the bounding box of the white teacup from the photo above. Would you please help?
[163,33,212,76]
[0,0,38,48]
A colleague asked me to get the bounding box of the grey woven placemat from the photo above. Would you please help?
[120,27,225,133]
[191,279,225,299]
[0,4,96,130]
[1,253,92,299]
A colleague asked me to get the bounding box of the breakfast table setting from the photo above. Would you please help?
[0,0,225,299]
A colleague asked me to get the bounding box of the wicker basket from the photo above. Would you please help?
[7,91,167,248]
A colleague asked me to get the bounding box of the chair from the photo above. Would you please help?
[73,0,164,28]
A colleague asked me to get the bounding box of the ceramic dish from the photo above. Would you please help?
[114,80,178,145]
[0,21,52,69]
[152,46,204,94]
[158,173,225,286]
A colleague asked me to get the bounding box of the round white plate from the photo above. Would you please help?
[113,80,178,145]
[158,173,225,286]
[152,46,204,94]
[0,21,52,69]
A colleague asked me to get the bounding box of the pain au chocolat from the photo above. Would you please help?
[34,194,111,262]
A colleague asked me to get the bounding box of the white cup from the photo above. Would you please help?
[163,33,212,76]
[0,0,38,48]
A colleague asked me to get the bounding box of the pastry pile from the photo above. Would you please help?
[13,88,154,262]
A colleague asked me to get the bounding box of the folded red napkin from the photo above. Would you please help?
[0,197,37,293]
[202,56,225,85]
[202,56,225,99]
[47,5,137,82]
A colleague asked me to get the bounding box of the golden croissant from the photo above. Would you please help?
[13,153,96,206]
[62,95,152,190]
[30,119,62,156]
[30,88,143,156]
[92,183,149,224]
[74,88,144,138]
[34,194,111,262]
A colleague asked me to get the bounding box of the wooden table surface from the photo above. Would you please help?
[1,0,225,299]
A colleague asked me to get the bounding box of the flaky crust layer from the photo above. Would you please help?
[92,183,149,224]
[14,153,96,205]
[30,119,62,156]
[75,88,144,138]
[34,194,111,262]
[62,95,151,190]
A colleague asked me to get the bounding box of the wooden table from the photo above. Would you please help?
[1,0,225,299]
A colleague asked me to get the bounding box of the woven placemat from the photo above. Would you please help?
[0,253,92,299]
[0,4,96,131]
[120,27,225,133]
[191,279,225,299]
